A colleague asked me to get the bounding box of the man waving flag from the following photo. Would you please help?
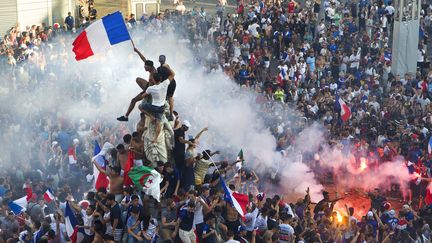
[72,11,131,60]
[220,178,248,218]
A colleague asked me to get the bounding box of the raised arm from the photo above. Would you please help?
[372,209,384,228]
[132,40,147,62]
[92,159,107,175]
[251,170,259,183]
[195,127,208,141]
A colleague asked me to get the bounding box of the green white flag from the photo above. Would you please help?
[128,165,162,201]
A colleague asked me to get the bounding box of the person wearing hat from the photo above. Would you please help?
[366,209,379,239]
[173,122,208,171]
[386,209,399,230]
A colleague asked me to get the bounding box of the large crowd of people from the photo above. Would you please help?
[2,0,432,242]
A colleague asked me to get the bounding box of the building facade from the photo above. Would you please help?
[0,0,75,36]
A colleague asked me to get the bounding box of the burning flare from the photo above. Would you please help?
[359,157,368,172]
[331,210,344,224]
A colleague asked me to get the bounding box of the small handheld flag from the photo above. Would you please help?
[43,189,55,203]
[338,97,351,122]
[8,196,28,215]
[68,147,77,164]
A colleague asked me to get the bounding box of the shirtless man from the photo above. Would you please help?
[130,131,145,166]
[157,55,176,119]
[109,167,124,201]
[92,162,124,202]
[117,41,157,122]
[224,184,241,233]
[116,144,128,169]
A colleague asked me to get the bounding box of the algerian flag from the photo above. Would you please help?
[236,149,244,170]
[128,166,162,201]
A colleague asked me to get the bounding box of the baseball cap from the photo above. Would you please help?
[73,138,79,144]
[183,120,191,128]
[403,204,410,210]
[238,225,247,232]
[367,211,373,217]
[79,200,90,210]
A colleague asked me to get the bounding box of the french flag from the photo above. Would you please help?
[65,202,78,243]
[220,178,249,218]
[338,97,351,122]
[93,141,110,190]
[43,189,55,203]
[428,136,432,154]
[68,147,77,164]
[72,11,131,61]
[277,68,287,85]
[8,196,28,215]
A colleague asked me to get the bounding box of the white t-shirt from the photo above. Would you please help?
[381,16,387,28]
[248,23,260,37]
[244,208,259,231]
[146,79,170,106]
[418,49,425,62]
[81,209,94,236]
[349,54,359,68]
[193,198,205,225]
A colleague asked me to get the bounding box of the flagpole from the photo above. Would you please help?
[197,145,242,183]
[196,145,234,179]
[131,39,136,50]
[200,146,223,175]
